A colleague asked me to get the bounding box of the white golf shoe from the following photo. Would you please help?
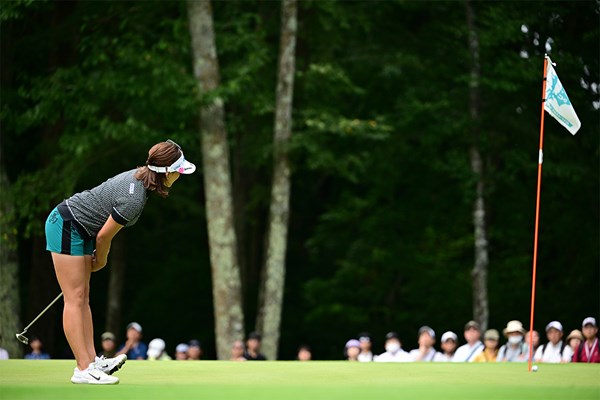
[95,354,127,375]
[71,363,119,385]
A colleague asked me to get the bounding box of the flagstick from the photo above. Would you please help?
[528,55,549,372]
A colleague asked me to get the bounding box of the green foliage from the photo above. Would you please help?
[0,0,38,22]
[2,1,199,235]
[2,0,597,360]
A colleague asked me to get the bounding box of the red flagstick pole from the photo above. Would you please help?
[528,55,549,372]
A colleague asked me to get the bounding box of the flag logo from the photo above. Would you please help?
[544,57,581,135]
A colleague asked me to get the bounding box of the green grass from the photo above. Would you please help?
[1,360,598,400]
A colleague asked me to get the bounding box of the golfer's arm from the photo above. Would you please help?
[94,215,123,268]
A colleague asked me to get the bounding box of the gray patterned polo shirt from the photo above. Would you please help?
[64,169,148,237]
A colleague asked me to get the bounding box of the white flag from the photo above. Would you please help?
[544,57,581,135]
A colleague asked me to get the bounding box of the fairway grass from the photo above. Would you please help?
[1,360,598,400]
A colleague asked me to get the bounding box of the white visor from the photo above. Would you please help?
[147,151,196,175]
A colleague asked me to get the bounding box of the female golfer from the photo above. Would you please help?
[45,140,195,384]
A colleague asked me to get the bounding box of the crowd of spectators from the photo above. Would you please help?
[339,317,598,364]
[6,316,598,363]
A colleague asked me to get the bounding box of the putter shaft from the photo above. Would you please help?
[15,292,63,344]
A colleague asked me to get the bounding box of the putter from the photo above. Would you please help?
[16,292,63,345]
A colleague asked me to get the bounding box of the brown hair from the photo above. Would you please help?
[135,141,181,198]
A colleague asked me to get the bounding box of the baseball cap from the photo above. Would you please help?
[582,317,597,328]
[147,338,166,359]
[101,332,116,341]
[464,320,481,331]
[188,339,201,348]
[345,339,361,349]
[545,321,563,332]
[176,343,189,353]
[484,329,500,341]
[126,322,142,333]
[147,140,196,175]
[385,331,400,341]
[441,331,458,343]
[418,326,436,339]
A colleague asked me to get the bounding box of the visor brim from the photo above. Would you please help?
[174,160,196,174]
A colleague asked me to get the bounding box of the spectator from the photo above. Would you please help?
[473,329,500,362]
[99,332,117,358]
[434,331,458,362]
[534,321,571,363]
[0,335,8,359]
[243,332,267,360]
[452,321,484,362]
[572,317,599,363]
[525,329,540,355]
[297,345,312,361]
[147,338,172,361]
[357,333,374,362]
[374,332,411,362]
[24,336,51,360]
[116,322,148,360]
[175,343,189,360]
[565,329,584,358]
[345,339,361,361]
[230,340,246,361]
[409,326,440,362]
[187,340,202,360]
[497,320,527,362]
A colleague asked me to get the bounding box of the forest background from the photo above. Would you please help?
[0,0,598,360]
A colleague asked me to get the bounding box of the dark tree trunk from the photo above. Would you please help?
[466,0,489,332]
[256,0,297,360]
[187,0,245,359]
[0,164,22,359]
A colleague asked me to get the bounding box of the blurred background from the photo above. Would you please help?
[0,0,598,361]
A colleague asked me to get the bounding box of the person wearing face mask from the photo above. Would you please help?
[497,320,528,362]
[374,332,411,362]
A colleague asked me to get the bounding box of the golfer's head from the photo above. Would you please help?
[147,141,183,171]
[147,140,195,174]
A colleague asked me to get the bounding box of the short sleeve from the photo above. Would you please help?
[111,195,144,226]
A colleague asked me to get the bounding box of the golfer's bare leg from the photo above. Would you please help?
[52,253,93,371]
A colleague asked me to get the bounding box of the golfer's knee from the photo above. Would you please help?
[64,287,88,307]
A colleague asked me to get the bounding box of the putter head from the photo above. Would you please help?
[16,333,29,345]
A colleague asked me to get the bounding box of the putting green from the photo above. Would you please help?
[1,360,598,400]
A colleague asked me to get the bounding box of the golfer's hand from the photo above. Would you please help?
[91,250,107,272]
